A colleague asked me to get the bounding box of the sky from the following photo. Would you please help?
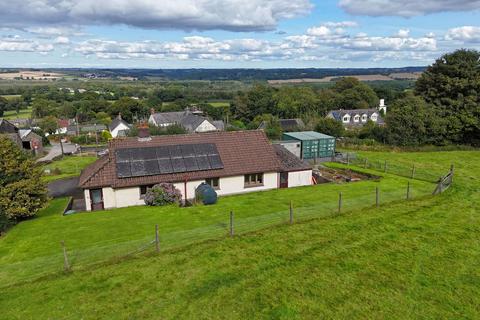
[0,0,479,68]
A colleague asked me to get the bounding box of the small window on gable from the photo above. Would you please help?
[371,113,378,122]
[353,115,360,122]
[342,115,350,123]
[361,114,368,122]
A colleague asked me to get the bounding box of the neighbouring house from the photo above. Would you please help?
[80,124,108,134]
[79,130,312,211]
[148,110,223,133]
[56,118,77,135]
[19,129,43,155]
[326,99,387,128]
[281,131,336,160]
[9,118,32,129]
[109,114,131,138]
[0,119,22,147]
[259,118,305,132]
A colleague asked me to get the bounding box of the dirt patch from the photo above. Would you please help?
[313,167,379,184]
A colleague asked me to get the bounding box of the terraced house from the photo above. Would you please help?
[79,130,312,211]
[326,99,387,129]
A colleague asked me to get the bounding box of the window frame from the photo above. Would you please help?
[353,114,360,123]
[244,173,264,188]
[205,177,220,190]
[139,184,155,199]
[342,115,350,123]
[361,114,368,122]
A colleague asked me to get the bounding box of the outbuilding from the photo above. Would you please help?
[282,131,336,160]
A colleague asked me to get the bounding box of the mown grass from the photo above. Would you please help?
[1,150,478,319]
[2,106,32,120]
[40,155,97,182]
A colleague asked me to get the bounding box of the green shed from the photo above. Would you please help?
[282,131,336,160]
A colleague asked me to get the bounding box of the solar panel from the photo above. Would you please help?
[196,155,211,170]
[184,156,199,171]
[116,149,131,162]
[116,162,132,178]
[208,155,223,169]
[158,158,173,174]
[171,157,186,173]
[115,143,223,178]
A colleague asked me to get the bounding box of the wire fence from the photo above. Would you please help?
[1,159,454,288]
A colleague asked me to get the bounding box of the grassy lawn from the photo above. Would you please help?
[208,101,230,107]
[1,150,478,318]
[40,155,97,182]
[2,106,32,120]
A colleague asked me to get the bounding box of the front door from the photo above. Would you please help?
[90,188,104,211]
[280,172,288,188]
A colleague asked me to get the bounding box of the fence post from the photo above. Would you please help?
[406,182,411,200]
[230,211,234,237]
[411,164,416,179]
[155,224,160,253]
[338,192,342,214]
[384,160,387,173]
[346,153,350,165]
[61,240,70,272]
[364,158,368,169]
[450,164,454,183]
[438,177,443,194]
[376,187,379,207]
[289,200,294,224]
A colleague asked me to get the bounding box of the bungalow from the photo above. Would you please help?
[109,114,131,138]
[148,110,223,133]
[79,130,312,211]
[326,99,387,128]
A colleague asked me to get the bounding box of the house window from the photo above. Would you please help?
[353,115,360,122]
[244,173,264,188]
[361,114,368,122]
[139,185,154,199]
[342,115,350,123]
[371,114,378,122]
[206,177,220,190]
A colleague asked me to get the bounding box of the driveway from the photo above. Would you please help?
[48,177,82,198]
[38,142,78,162]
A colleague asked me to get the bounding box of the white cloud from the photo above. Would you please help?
[396,29,410,38]
[54,36,70,44]
[339,0,480,17]
[0,36,54,52]
[445,26,480,43]
[0,0,313,32]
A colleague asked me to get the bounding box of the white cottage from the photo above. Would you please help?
[109,114,131,138]
[79,130,312,211]
[148,110,222,133]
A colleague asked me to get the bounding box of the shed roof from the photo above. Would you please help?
[283,131,334,141]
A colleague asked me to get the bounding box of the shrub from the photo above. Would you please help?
[144,183,182,206]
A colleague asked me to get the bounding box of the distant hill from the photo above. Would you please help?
[0,67,426,81]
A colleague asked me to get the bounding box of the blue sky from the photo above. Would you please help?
[0,0,479,68]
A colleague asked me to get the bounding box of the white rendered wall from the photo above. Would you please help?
[102,187,117,209]
[288,170,312,188]
[216,172,278,196]
[111,123,130,138]
[113,187,146,208]
[84,189,92,211]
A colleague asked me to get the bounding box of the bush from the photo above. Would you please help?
[144,183,182,206]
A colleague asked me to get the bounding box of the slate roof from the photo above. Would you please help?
[0,119,18,134]
[150,111,221,132]
[108,115,131,132]
[273,145,312,172]
[79,130,282,189]
[327,109,385,126]
[259,118,305,131]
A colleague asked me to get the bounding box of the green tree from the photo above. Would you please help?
[250,114,282,139]
[385,94,445,146]
[274,87,319,118]
[109,97,149,122]
[315,118,345,138]
[32,98,58,118]
[0,136,48,223]
[415,49,480,145]
[332,77,379,109]
[0,96,7,117]
[39,116,58,135]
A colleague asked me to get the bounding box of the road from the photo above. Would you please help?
[37,142,78,162]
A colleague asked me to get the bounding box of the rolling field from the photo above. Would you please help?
[2,107,32,120]
[0,150,478,319]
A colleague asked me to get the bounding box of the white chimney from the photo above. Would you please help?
[378,99,387,114]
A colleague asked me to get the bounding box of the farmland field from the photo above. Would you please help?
[1,150,479,319]
[2,107,32,120]
[40,155,98,182]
